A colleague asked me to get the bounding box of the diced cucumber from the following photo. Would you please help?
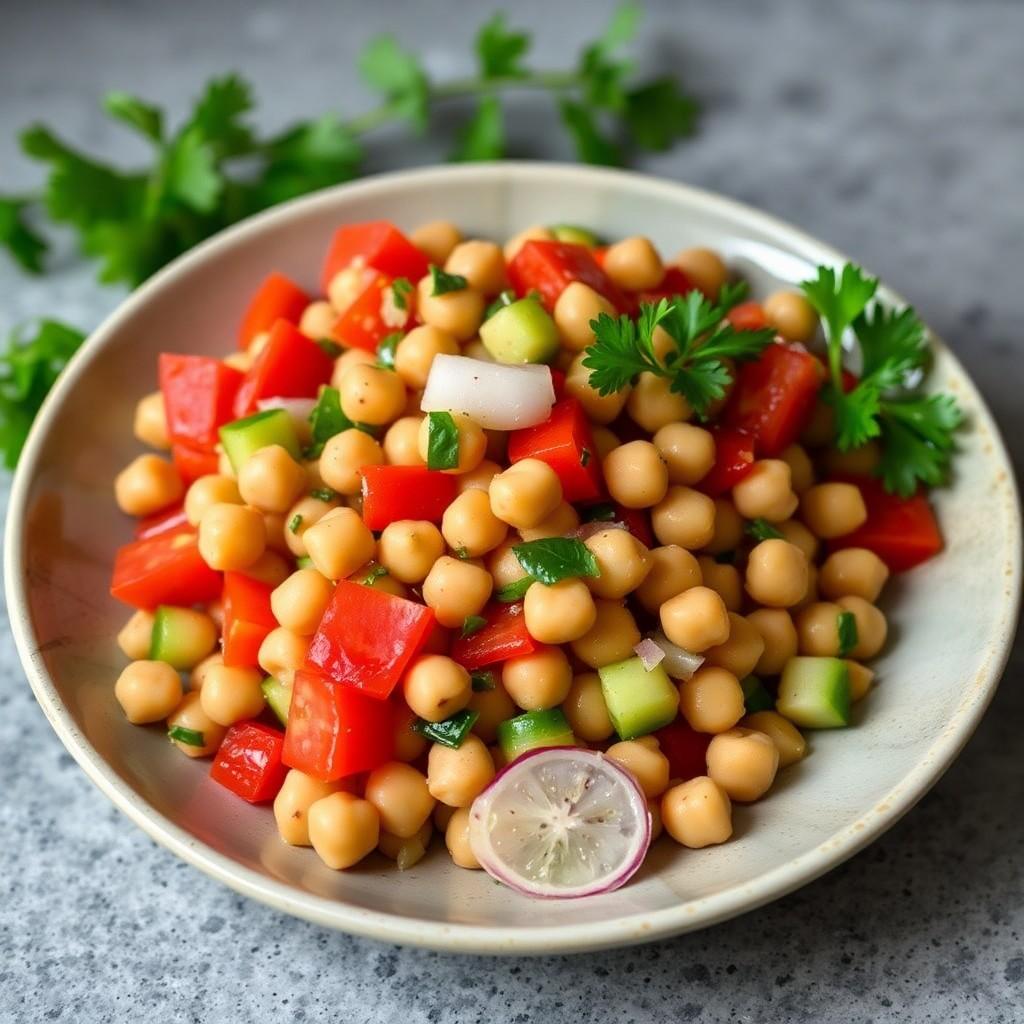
[598,656,680,740]
[497,709,575,762]
[261,677,292,726]
[776,657,851,728]
[549,224,600,247]
[149,606,213,670]
[479,296,560,364]
[741,675,774,714]
[219,408,301,473]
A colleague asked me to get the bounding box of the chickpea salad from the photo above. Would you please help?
[110,218,960,897]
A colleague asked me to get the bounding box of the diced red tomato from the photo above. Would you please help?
[656,718,712,781]
[614,504,654,548]
[283,669,395,781]
[159,354,243,448]
[590,245,608,268]
[451,603,538,671]
[171,442,220,484]
[726,301,769,332]
[833,477,943,572]
[506,240,625,312]
[724,342,824,457]
[329,273,415,353]
[507,398,603,503]
[210,721,288,802]
[222,573,277,668]
[638,266,697,304]
[320,220,429,293]
[698,428,756,497]
[110,526,221,610]
[233,318,334,417]
[360,465,459,531]
[238,272,309,350]
[550,368,567,401]
[133,503,187,541]
[305,581,435,699]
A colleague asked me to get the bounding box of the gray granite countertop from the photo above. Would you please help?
[2,1,1022,1021]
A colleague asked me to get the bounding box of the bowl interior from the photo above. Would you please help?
[7,164,1020,953]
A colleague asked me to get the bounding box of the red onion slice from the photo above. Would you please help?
[650,631,705,680]
[570,520,628,541]
[633,637,666,672]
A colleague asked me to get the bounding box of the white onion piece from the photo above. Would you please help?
[420,355,555,430]
[570,520,628,541]
[633,638,666,672]
[256,396,317,429]
[650,631,705,680]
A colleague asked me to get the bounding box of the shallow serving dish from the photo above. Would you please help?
[4,163,1020,954]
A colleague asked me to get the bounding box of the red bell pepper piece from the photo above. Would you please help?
[614,504,654,548]
[724,342,824,457]
[550,368,567,401]
[133,503,188,541]
[638,266,697,305]
[360,465,459,531]
[656,718,712,781]
[210,721,289,802]
[171,442,220,484]
[159,354,244,448]
[451,602,538,671]
[507,398,603,503]
[833,477,943,572]
[233,318,334,417]
[699,428,756,497]
[320,220,429,293]
[329,273,415,353]
[283,669,395,781]
[725,300,770,332]
[110,525,222,610]
[238,272,309,350]
[305,581,435,699]
[222,572,277,668]
[506,240,625,312]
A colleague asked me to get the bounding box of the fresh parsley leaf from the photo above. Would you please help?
[376,331,402,369]
[470,669,496,692]
[0,197,47,273]
[390,277,413,311]
[578,2,639,113]
[495,577,533,603]
[306,385,354,458]
[581,502,616,523]
[103,91,164,143]
[163,125,222,213]
[800,263,876,385]
[256,114,361,206]
[837,612,858,658]
[583,308,664,395]
[184,74,255,159]
[717,280,750,314]
[310,488,337,502]
[412,709,479,748]
[623,78,698,151]
[316,339,343,359]
[430,264,468,296]
[826,381,883,451]
[454,546,471,560]
[358,35,429,132]
[745,518,783,542]
[451,96,505,162]
[168,725,205,747]
[876,394,962,496]
[855,303,929,389]
[461,615,488,639]
[476,13,530,79]
[512,537,600,585]
[426,410,460,470]
[288,514,303,534]
[363,564,389,585]
[559,99,623,166]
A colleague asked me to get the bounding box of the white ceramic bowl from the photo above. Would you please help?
[5,164,1020,954]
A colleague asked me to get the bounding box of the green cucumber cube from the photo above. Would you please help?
[776,657,851,728]
[261,677,292,726]
[497,709,575,762]
[598,656,680,740]
[548,224,600,247]
[149,606,211,670]
[479,296,560,364]
[219,408,301,473]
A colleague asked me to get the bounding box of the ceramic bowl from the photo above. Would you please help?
[5,163,1020,954]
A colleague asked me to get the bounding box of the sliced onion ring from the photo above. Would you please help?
[633,637,666,672]
[650,631,705,680]
[570,520,628,541]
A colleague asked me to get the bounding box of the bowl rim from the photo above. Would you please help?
[5,161,1021,954]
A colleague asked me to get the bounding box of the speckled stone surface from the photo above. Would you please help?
[1,1,1022,1020]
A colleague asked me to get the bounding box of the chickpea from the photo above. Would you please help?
[294,299,334,340]
[523,579,597,644]
[383,416,426,467]
[502,646,573,711]
[504,225,554,262]
[801,483,868,539]
[653,423,715,486]
[283,494,341,557]
[794,601,846,657]
[515,503,577,545]
[651,486,716,550]
[338,363,407,426]
[222,351,252,372]
[570,600,641,669]
[627,373,691,433]
[188,652,222,691]
[836,596,888,659]
[563,672,614,742]
[606,740,671,798]
[422,556,493,627]
[703,613,766,678]
[703,498,744,555]
[236,444,306,513]
[741,711,807,767]
[488,458,562,530]
[470,682,517,744]
[167,691,225,757]
[377,820,433,868]
[763,290,818,343]
[114,660,182,724]
[117,610,154,661]
[660,585,730,653]
[679,665,745,734]
[445,240,506,295]
[746,608,798,676]
[114,454,184,517]
[394,325,460,390]
[776,519,820,562]
[442,487,508,557]
[183,474,240,526]
[326,262,373,313]
[820,548,889,603]
[633,545,700,614]
[274,770,339,846]
[308,792,380,869]
[592,426,622,459]
[263,511,290,555]
[745,539,809,608]
[793,562,820,613]
[198,502,266,570]
[673,247,728,298]
[239,551,290,590]
[601,440,669,510]
[487,537,528,589]
[780,444,815,493]
[133,391,170,450]
[844,660,875,701]
[403,655,472,722]
[564,351,630,424]
[376,520,444,584]
[330,346,376,388]
[822,441,881,478]
[706,728,779,801]
[268,569,331,635]
[303,507,375,580]
[415,275,485,341]
[427,735,496,807]
[732,460,799,522]
[696,557,744,612]
[603,236,664,291]
[364,762,435,839]
[554,282,615,351]
[661,776,733,848]
[319,429,384,495]
[648,800,664,842]
[257,627,308,687]
[582,529,651,601]
[411,220,462,264]
[445,807,481,869]
[199,663,265,726]
[456,458,500,494]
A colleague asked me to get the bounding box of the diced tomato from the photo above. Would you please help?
[656,718,712,781]
[329,273,415,353]
[172,442,220,484]
[159,354,244,448]
[233,318,334,417]
[320,220,429,293]
[133,503,188,541]
[506,240,625,312]
[724,342,824,457]
[507,398,603,503]
[451,603,538,671]
[638,266,697,304]
[591,245,608,268]
[210,721,288,802]
[110,526,221,610]
[283,669,395,781]
[550,368,567,401]
[360,465,459,531]
[698,428,756,497]
[305,581,435,699]
[614,504,654,548]
[222,573,277,668]
[238,272,309,350]
[833,477,943,572]
[726,301,769,332]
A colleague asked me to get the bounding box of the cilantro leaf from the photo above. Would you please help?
[876,394,962,496]
[624,78,698,151]
[855,303,929,389]
[837,612,858,658]
[430,265,468,295]
[583,308,665,395]
[306,386,355,458]
[362,564,389,585]
[512,537,600,585]
[461,615,488,639]
[0,197,47,273]
[745,518,783,542]
[826,381,882,451]
[103,91,164,143]
[451,96,505,162]
[358,35,430,132]
[376,332,402,369]
[184,75,255,158]
[470,669,496,692]
[476,14,530,79]
[412,709,479,749]
[800,264,877,347]
[495,577,533,603]
[163,126,222,213]
[426,410,460,470]
[578,2,640,112]
[559,100,623,166]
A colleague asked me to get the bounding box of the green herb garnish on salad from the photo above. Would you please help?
[512,537,600,585]
[429,265,468,296]
[426,411,460,470]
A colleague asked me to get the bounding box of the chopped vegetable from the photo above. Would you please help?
[168,725,205,747]
[837,611,859,658]
[741,675,774,714]
[413,709,480,748]
[148,606,210,670]
[470,669,496,692]
[261,677,292,726]
[512,536,599,585]
[507,239,623,311]
[633,637,666,671]
[699,428,755,496]
[360,464,458,530]
[158,354,243,448]
[376,331,402,368]
[655,718,712,781]
[430,264,469,295]
[450,602,537,671]
[598,656,680,739]
[496,708,576,762]
[110,526,222,610]
[479,295,560,364]
[222,573,276,668]
[776,657,851,729]
[238,272,309,349]
[210,721,288,803]
[219,407,300,472]
[321,221,428,293]
[329,272,415,352]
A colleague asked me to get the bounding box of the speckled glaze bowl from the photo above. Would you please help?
[5,164,1020,954]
